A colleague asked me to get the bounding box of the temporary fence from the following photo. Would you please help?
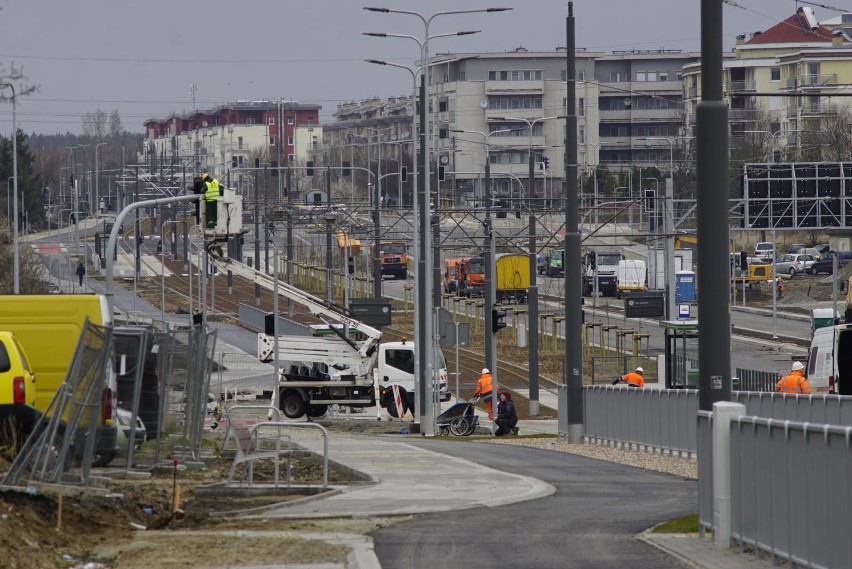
[733,368,778,392]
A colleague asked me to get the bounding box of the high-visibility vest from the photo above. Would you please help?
[204,179,220,202]
[775,371,810,394]
[474,373,494,396]
[622,371,645,387]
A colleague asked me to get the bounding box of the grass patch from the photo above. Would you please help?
[652,514,699,534]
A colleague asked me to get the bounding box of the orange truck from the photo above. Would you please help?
[443,258,463,293]
[457,256,486,297]
[375,241,408,279]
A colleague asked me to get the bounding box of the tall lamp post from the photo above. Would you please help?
[94,142,108,215]
[642,136,687,320]
[1,83,19,293]
[451,128,511,409]
[365,6,510,435]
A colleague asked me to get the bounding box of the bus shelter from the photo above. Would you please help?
[659,319,698,389]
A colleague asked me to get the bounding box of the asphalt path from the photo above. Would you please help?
[371,440,695,569]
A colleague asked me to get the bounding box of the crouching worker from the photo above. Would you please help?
[493,391,518,436]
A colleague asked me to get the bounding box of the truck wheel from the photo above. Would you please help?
[307,404,328,418]
[398,269,408,279]
[582,284,592,296]
[280,393,307,419]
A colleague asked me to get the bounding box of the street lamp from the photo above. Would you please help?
[94,142,108,215]
[641,136,688,320]
[1,83,19,293]
[161,220,180,323]
[365,6,510,435]
[586,141,624,225]
[451,127,511,409]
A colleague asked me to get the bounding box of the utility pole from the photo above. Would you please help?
[562,2,584,442]
[528,168,540,414]
[484,153,495,387]
[697,0,731,411]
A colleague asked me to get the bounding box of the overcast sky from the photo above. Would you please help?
[0,0,826,135]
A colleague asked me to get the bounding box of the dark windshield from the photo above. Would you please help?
[598,254,622,266]
[380,243,406,254]
[467,258,485,273]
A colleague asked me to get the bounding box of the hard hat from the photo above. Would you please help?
[201,172,210,181]
[635,366,644,374]
[792,361,805,372]
[481,368,490,375]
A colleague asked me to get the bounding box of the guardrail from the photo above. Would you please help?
[730,417,852,568]
[584,387,852,454]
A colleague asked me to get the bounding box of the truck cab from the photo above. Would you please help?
[375,241,409,279]
[583,250,624,297]
[543,249,565,278]
[458,256,485,297]
[377,341,450,418]
[444,258,463,294]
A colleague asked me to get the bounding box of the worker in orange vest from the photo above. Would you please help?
[621,366,645,388]
[474,368,496,419]
[775,361,811,394]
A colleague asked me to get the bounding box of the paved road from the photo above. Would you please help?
[371,440,695,569]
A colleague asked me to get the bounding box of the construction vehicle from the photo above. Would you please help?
[457,256,486,297]
[495,253,530,303]
[540,248,565,278]
[443,257,464,294]
[582,250,624,297]
[616,260,647,297]
[730,252,773,286]
[373,241,408,279]
[216,257,447,420]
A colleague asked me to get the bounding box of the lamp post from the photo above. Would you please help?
[451,128,511,408]
[641,136,684,320]
[365,8,510,435]
[76,144,92,218]
[94,142,108,215]
[161,220,180,323]
[1,83,19,293]
[586,141,623,226]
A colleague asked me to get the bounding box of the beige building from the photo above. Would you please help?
[683,7,852,156]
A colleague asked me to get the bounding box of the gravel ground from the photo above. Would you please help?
[485,437,698,480]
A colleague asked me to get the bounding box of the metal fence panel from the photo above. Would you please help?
[824,429,852,568]
[697,411,713,534]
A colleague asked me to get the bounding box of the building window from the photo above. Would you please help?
[578,69,585,81]
[287,153,294,162]
[287,136,294,146]
[578,126,585,144]
[245,117,256,125]
[659,72,668,81]
[287,117,294,125]
[238,136,244,149]
[439,100,448,112]
[771,67,781,81]
[458,70,466,80]
[269,136,276,146]
[439,128,448,139]
[489,69,542,81]
[268,117,275,125]
[610,72,628,82]
[647,71,657,82]
[637,71,646,82]
[578,97,585,117]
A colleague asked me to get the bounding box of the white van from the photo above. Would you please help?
[616,260,647,297]
[807,324,852,394]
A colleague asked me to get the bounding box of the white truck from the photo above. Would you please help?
[616,259,647,297]
[582,250,624,297]
[228,258,449,420]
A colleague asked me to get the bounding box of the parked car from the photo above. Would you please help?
[753,242,775,261]
[788,243,808,254]
[808,251,852,275]
[798,247,822,260]
[115,407,147,453]
[774,253,816,276]
[815,243,831,255]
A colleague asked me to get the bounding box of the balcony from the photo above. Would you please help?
[489,135,544,149]
[786,74,838,89]
[485,108,544,122]
[485,80,544,94]
[687,86,698,99]
[725,80,756,93]
[729,108,761,123]
[787,102,839,118]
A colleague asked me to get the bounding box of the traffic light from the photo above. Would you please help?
[231,156,238,168]
[347,256,355,274]
[306,161,314,176]
[438,165,446,182]
[401,166,408,182]
[343,160,351,177]
[644,189,656,211]
[70,213,76,224]
[271,160,278,176]
[492,307,508,334]
[540,156,550,171]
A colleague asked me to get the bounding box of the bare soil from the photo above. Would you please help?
[0,434,370,569]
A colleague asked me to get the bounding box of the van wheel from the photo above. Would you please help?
[91,451,116,468]
[789,267,796,277]
[280,393,307,419]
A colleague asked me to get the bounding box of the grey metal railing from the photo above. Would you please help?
[584,387,852,454]
[734,368,777,392]
[730,417,852,568]
[696,411,713,536]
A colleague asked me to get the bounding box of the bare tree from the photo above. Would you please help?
[82,109,108,139]
[798,105,852,162]
[108,109,123,137]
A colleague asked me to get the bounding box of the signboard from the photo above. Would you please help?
[349,298,392,326]
[624,291,665,318]
[678,304,691,319]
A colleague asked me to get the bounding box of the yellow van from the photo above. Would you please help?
[0,294,118,465]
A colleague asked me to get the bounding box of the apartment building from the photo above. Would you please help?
[143,100,321,181]
[683,7,851,155]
